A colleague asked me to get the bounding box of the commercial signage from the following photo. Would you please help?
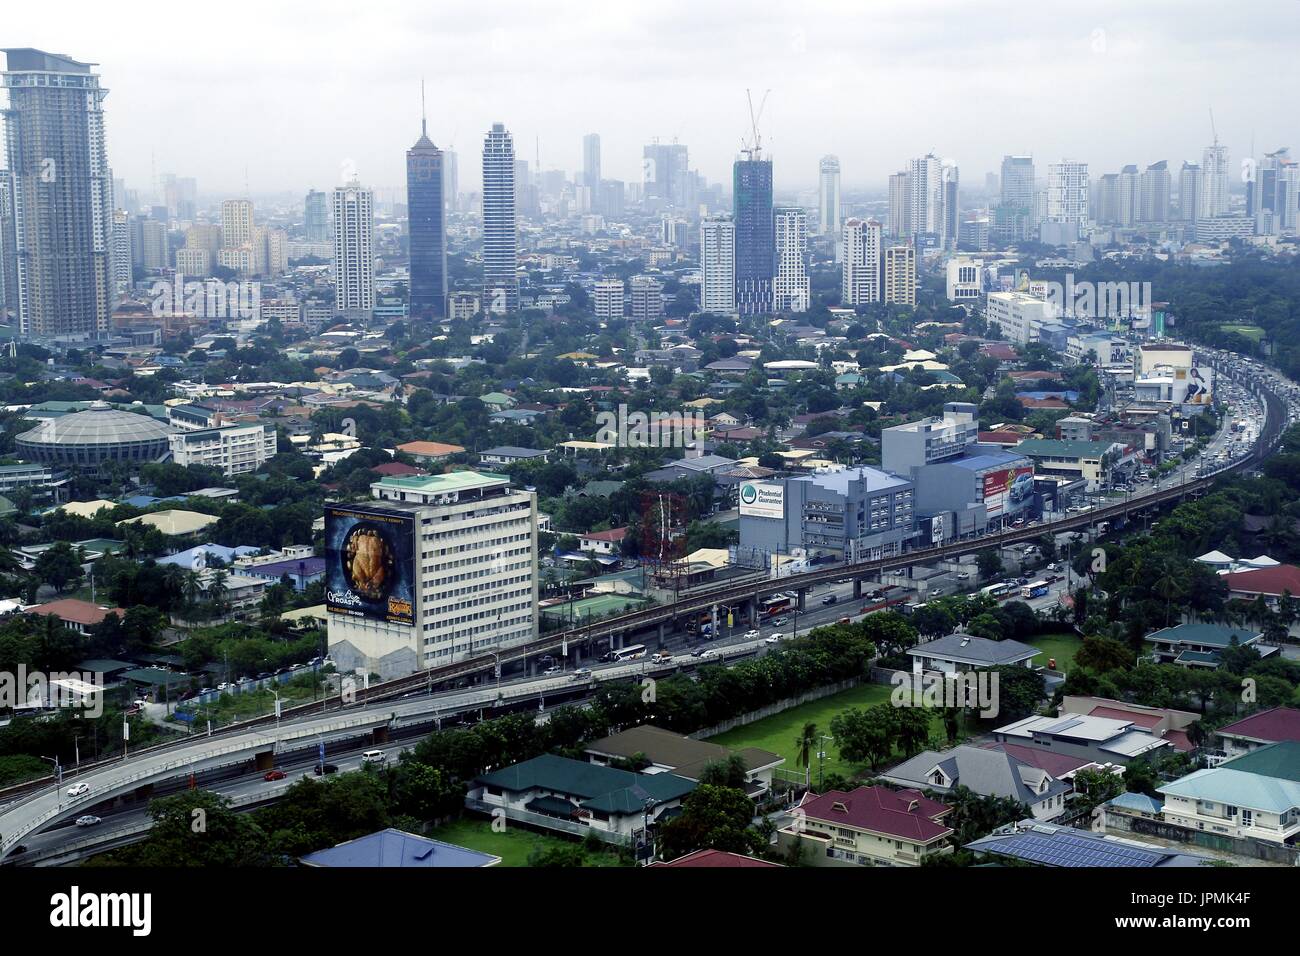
[1176,366,1214,406]
[982,465,1035,517]
[738,481,785,519]
[325,505,416,626]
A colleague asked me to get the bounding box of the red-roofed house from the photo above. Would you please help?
[778,785,953,866]
[395,440,466,463]
[1059,696,1201,754]
[579,527,629,555]
[1217,707,1300,759]
[1018,395,1070,410]
[979,430,1027,448]
[28,599,125,635]
[980,342,1018,363]
[1222,565,1300,609]
[649,849,782,868]
[370,461,427,478]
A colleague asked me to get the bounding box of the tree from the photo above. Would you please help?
[1074,635,1136,674]
[830,704,897,770]
[657,785,761,860]
[88,790,276,867]
[696,754,749,790]
[794,722,818,775]
[34,542,83,593]
[975,549,1003,582]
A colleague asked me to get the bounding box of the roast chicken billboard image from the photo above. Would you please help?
[325,505,416,625]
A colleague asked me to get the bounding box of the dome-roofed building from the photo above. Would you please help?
[16,401,171,468]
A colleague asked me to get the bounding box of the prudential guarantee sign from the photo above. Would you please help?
[739,481,785,519]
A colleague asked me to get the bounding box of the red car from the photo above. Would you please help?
[264,769,286,781]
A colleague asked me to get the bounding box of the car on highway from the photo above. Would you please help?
[314,763,339,776]
[765,634,784,644]
[542,665,562,676]
[570,668,592,681]
[821,594,837,605]
[744,629,761,640]
[361,750,387,765]
[956,572,971,580]
[771,616,790,626]
[66,783,89,798]
[697,649,717,659]
[75,815,101,828]
[264,769,286,781]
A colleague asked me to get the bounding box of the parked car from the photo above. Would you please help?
[75,815,101,828]
[66,783,89,798]
[264,769,286,781]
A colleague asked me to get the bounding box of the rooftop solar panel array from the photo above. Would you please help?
[991,831,1164,867]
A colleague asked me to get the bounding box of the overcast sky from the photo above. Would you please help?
[7,0,1297,200]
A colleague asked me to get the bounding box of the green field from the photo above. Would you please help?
[1219,324,1265,342]
[1028,632,1083,675]
[427,818,624,867]
[707,681,970,785]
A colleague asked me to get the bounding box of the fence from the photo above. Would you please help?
[1115,813,1300,865]
[687,677,863,740]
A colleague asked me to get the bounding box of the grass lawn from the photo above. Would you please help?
[707,681,972,785]
[428,818,624,867]
[1220,324,1265,342]
[1028,632,1083,676]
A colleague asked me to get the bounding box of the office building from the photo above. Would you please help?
[999,155,1035,225]
[2,49,114,339]
[818,155,841,236]
[643,141,689,207]
[841,218,881,306]
[406,111,447,318]
[945,256,982,303]
[221,199,254,249]
[1043,160,1089,244]
[985,290,1057,345]
[481,123,518,313]
[1201,142,1230,219]
[304,189,330,241]
[733,157,774,315]
[699,215,736,314]
[326,471,539,679]
[774,206,809,313]
[169,423,278,477]
[332,180,375,314]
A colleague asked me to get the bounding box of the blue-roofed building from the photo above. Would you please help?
[1158,741,1300,844]
[239,556,326,591]
[737,464,915,566]
[966,820,1209,867]
[299,828,500,868]
[157,543,262,571]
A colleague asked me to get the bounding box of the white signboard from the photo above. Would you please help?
[739,481,785,519]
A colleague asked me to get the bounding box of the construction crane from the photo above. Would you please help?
[741,88,771,161]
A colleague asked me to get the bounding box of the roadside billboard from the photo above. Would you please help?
[982,465,1035,517]
[1177,366,1214,406]
[739,481,785,519]
[325,505,416,626]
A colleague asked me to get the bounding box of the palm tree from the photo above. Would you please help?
[207,569,230,614]
[794,722,818,778]
[182,570,203,609]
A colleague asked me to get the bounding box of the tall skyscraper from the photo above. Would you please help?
[444,150,459,213]
[818,156,841,237]
[1201,142,1230,219]
[1117,165,1140,226]
[1178,162,1203,222]
[941,163,960,249]
[1094,173,1121,225]
[1,49,114,339]
[841,218,882,306]
[482,123,518,313]
[699,215,735,314]
[406,104,446,318]
[994,155,1034,241]
[221,199,255,248]
[1045,160,1090,242]
[908,154,945,246]
[583,133,601,190]
[332,179,375,314]
[887,171,910,239]
[304,190,330,241]
[110,209,132,297]
[1140,160,1171,223]
[774,206,809,313]
[732,156,774,315]
[643,141,689,207]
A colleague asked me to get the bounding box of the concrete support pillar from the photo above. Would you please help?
[853,579,862,600]
[657,622,667,648]
[797,589,806,612]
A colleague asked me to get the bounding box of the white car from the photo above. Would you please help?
[75,815,101,828]
[766,634,784,643]
[744,629,761,640]
[66,782,90,798]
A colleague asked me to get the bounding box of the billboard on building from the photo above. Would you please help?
[325,505,416,626]
[1176,366,1214,406]
[739,481,785,519]
[982,465,1035,517]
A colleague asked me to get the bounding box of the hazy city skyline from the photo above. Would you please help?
[5,0,1297,198]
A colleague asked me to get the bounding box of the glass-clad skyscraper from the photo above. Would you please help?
[733,158,774,316]
[407,114,446,318]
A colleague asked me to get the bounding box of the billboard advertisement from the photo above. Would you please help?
[982,465,1035,517]
[739,481,785,519]
[325,505,416,626]
[1176,366,1214,406]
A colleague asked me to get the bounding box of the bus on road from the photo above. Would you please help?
[760,595,794,618]
[1021,580,1050,599]
[980,583,1014,599]
[611,644,647,662]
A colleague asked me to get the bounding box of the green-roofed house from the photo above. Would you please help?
[1146,622,1272,669]
[1013,437,1131,490]
[1158,741,1300,845]
[477,391,516,413]
[467,753,696,845]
